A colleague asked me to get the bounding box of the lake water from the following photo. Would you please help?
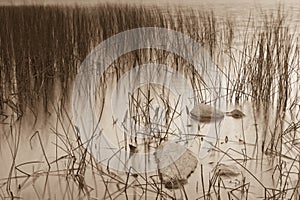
[1,1,300,199]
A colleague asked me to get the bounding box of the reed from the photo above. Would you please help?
[0,4,223,117]
[0,3,300,200]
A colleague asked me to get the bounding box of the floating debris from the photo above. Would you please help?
[226,109,245,118]
[129,144,138,153]
[216,163,241,177]
[190,103,225,123]
[155,142,198,189]
[225,136,228,143]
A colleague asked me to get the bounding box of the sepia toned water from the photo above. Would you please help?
[1,1,300,199]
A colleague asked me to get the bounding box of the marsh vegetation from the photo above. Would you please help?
[0,3,300,199]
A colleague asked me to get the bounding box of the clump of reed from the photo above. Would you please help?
[0,4,225,118]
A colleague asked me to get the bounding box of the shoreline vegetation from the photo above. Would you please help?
[0,3,300,199]
[0,4,298,114]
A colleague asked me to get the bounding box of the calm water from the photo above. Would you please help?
[1,1,300,199]
[2,0,300,13]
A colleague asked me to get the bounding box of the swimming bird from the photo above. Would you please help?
[190,103,245,122]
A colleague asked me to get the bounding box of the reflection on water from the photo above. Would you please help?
[0,1,300,199]
[1,100,299,199]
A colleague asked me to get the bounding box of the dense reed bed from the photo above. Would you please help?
[0,5,298,114]
[0,4,228,117]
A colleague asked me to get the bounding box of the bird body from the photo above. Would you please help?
[190,103,225,122]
